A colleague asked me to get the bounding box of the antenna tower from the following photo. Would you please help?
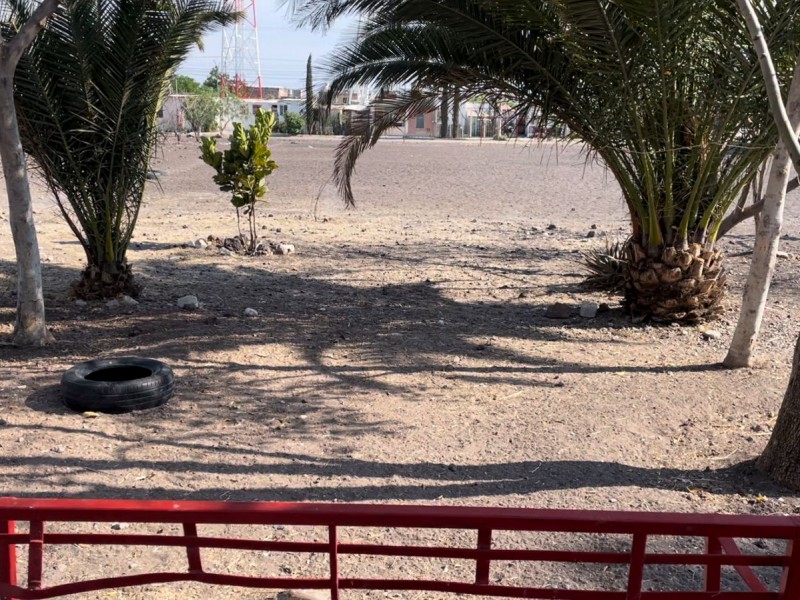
[220,0,263,99]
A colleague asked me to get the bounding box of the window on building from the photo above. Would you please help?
[415,114,425,129]
[271,104,278,113]
[252,104,261,115]
[280,105,288,116]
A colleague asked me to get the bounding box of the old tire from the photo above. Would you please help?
[61,357,174,414]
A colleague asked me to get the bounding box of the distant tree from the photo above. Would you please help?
[216,92,249,134]
[173,74,201,94]
[0,0,59,346]
[284,112,305,136]
[184,89,222,132]
[203,65,221,91]
[305,54,314,133]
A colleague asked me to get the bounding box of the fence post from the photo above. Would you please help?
[705,537,721,592]
[329,525,339,600]
[475,529,492,585]
[0,520,16,600]
[27,521,44,591]
[626,533,647,600]
[182,523,203,573]
[781,539,800,597]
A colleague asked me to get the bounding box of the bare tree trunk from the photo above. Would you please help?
[0,0,59,347]
[724,56,800,368]
[737,0,800,167]
[452,86,460,139]
[439,87,449,139]
[758,335,800,489]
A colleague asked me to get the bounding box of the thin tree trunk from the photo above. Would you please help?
[0,0,59,347]
[724,57,800,368]
[439,87,449,139]
[452,86,460,138]
[758,334,800,489]
[737,0,800,167]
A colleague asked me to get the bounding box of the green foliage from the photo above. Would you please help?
[283,112,306,136]
[306,54,314,134]
[290,0,800,251]
[204,66,222,91]
[183,89,222,132]
[201,109,279,253]
[4,0,237,297]
[580,239,630,294]
[174,74,201,94]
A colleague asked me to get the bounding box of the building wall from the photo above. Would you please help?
[405,111,436,137]
[157,95,187,132]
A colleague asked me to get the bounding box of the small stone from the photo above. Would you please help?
[243,308,258,317]
[545,303,574,319]
[75,299,88,308]
[702,330,722,341]
[120,295,139,307]
[105,299,120,310]
[274,243,295,255]
[776,251,791,259]
[51,446,65,454]
[218,247,233,256]
[590,224,597,230]
[598,302,611,313]
[177,295,200,310]
[586,230,597,238]
[111,523,129,531]
[82,411,100,419]
[580,301,599,319]
[547,223,557,230]
[195,238,208,249]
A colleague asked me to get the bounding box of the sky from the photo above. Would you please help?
[178,0,359,89]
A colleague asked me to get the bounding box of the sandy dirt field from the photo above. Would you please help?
[2,136,800,597]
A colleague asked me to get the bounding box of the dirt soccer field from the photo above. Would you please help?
[2,136,800,597]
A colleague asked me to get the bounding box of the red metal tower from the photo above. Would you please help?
[220,0,264,99]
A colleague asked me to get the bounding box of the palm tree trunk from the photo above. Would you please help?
[439,87,449,138]
[0,1,59,346]
[452,87,460,138]
[758,334,800,489]
[725,56,800,368]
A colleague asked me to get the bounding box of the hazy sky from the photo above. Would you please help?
[178,0,358,89]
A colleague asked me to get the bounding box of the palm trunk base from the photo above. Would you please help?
[757,335,800,490]
[624,242,726,323]
[73,261,140,300]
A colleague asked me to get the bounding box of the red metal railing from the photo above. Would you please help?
[2,497,800,599]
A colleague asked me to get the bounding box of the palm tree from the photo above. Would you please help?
[4,0,238,298]
[289,0,800,322]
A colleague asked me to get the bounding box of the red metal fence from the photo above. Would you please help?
[2,497,800,599]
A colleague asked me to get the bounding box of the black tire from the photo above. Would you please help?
[61,357,174,414]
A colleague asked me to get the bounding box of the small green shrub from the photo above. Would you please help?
[201,109,278,254]
[580,238,629,294]
[283,112,306,136]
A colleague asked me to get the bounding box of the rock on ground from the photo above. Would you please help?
[177,295,199,310]
[580,301,599,319]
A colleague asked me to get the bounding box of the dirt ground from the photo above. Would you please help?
[2,136,800,597]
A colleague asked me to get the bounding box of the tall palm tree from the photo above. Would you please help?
[3,0,238,298]
[289,0,800,322]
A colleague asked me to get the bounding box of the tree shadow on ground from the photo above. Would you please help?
[0,439,784,502]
